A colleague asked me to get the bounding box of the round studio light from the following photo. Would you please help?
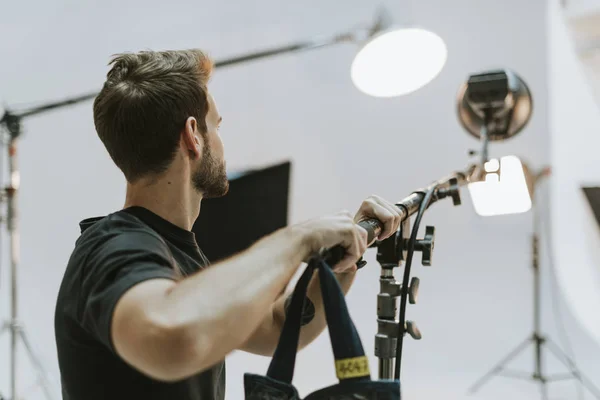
[351,27,448,98]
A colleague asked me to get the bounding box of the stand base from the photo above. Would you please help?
[468,333,600,400]
[1,320,56,400]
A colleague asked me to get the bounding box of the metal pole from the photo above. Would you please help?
[379,359,394,380]
[0,117,56,400]
[213,34,355,68]
[1,21,376,124]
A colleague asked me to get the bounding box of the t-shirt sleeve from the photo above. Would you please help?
[79,229,177,352]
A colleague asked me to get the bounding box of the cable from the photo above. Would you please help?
[0,124,4,302]
[394,184,437,380]
[0,124,5,400]
[537,175,584,400]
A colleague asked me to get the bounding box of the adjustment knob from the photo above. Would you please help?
[414,226,435,266]
[405,321,422,340]
[448,178,462,206]
[408,277,420,304]
[356,258,368,269]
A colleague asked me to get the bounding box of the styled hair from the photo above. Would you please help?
[93,49,213,183]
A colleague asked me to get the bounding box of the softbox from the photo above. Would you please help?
[193,161,291,263]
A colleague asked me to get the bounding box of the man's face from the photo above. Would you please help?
[191,92,229,198]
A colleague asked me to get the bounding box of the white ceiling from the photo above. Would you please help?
[1,0,598,399]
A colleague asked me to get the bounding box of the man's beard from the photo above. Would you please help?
[192,144,229,199]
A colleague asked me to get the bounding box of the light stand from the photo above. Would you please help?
[371,167,477,380]
[0,8,431,399]
[455,69,600,399]
[320,165,479,380]
[372,72,533,380]
[0,117,57,400]
[467,168,600,399]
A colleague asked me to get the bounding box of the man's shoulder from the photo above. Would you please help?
[64,210,174,284]
[75,210,165,253]
[79,209,157,236]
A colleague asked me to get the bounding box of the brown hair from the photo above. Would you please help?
[93,49,213,183]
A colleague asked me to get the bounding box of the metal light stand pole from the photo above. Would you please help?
[0,115,57,400]
[375,217,427,379]
[371,169,473,380]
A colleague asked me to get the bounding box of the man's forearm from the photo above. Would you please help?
[158,225,310,375]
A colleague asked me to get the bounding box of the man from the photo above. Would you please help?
[54,49,402,400]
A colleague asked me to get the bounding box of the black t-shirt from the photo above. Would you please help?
[54,206,226,400]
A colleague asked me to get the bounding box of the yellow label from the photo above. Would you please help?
[335,356,370,379]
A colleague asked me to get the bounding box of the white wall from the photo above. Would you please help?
[0,1,598,399]
[548,0,600,356]
[564,0,600,18]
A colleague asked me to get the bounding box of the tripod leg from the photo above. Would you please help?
[545,338,600,399]
[468,337,532,395]
[8,322,18,400]
[18,328,57,400]
[1,323,14,400]
[540,380,549,400]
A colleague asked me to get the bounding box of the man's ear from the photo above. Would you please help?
[182,116,202,159]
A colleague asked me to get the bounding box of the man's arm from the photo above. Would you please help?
[108,212,367,382]
[239,195,402,356]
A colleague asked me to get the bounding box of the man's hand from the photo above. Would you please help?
[354,195,402,242]
[299,211,369,273]
[298,195,402,274]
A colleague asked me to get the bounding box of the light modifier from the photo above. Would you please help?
[351,27,447,97]
[457,69,533,141]
[467,155,533,216]
[456,69,534,217]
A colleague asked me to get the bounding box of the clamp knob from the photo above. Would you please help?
[448,177,462,206]
[405,321,422,340]
[414,226,435,266]
[408,277,420,304]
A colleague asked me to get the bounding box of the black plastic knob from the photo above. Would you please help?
[414,226,435,266]
[448,178,462,206]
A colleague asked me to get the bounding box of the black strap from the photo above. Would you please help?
[266,257,371,384]
[317,259,370,381]
[266,261,315,383]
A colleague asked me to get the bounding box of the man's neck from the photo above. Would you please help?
[124,176,202,231]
